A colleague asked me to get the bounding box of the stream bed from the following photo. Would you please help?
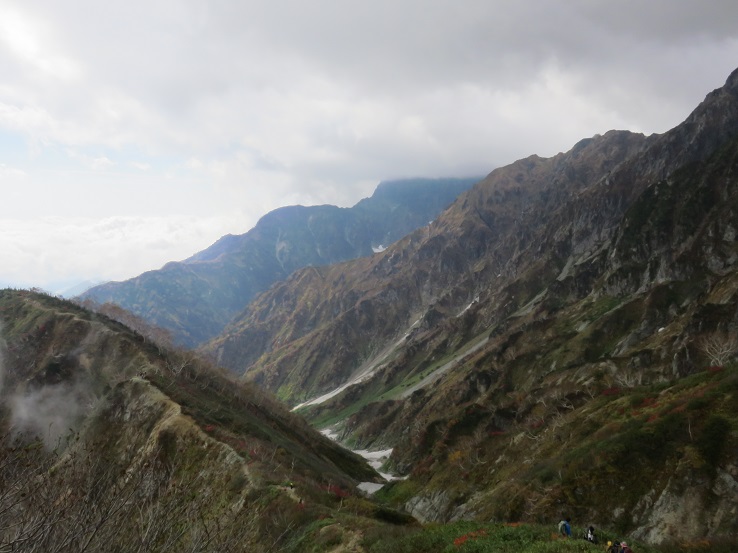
[321,426,406,494]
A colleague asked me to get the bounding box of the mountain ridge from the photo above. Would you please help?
[207,69,738,403]
[0,289,424,551]
[80,177,479,347]
[199,68,738,543]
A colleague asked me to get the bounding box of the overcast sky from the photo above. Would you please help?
[1,1,738,292]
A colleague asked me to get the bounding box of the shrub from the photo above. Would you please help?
[696,415,732,475]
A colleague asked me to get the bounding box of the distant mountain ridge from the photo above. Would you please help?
[80,177,479,347]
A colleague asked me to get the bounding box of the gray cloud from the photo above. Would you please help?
[1,1,738,288]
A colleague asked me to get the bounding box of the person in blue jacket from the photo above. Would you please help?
[558,517,572,537]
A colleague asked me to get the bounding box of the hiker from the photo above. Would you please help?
[558,517,572,537]
[620,541,633,553]
[586,526,597,544]
[606,541,620,553]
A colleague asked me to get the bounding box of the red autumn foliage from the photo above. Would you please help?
[454,529,487,547]
[324,484,350,499]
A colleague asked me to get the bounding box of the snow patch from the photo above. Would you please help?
[457,296,479,317]
[401,336,489,398]
[321,427,406,495]
[292,317,423,411]
[358,482,386,494]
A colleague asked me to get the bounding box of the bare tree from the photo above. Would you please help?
[615,370,642,388]
[0,433,262,553]
[699,330,738,366]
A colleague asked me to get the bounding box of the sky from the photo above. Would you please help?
[1,1,738,293]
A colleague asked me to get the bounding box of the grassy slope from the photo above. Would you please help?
[364,521,662,553]
[297,266,738,542]
[0,289,417,552]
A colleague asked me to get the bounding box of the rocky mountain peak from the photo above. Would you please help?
[201,68,738,544]
[721,65,738,92]
[80,177,478,347]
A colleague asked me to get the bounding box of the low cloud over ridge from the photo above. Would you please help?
[1,1,738,289]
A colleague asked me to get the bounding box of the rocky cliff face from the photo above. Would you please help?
[209,70,738,400]
[204,130,649,400]
[202,69,738,544]
[79,177,478,348]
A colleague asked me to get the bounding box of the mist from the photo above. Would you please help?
[9,381,92,449]
[0,325,94,449]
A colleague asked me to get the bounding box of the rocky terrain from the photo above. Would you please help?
[201,68,738,544]
[19,68,738,548]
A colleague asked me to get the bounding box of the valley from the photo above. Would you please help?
[3,68,738,551]
[206,67,738,545]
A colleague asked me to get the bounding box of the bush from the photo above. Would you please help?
[696,415,732,474]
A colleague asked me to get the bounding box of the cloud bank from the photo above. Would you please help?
[1,1,738,288]
[0,216,246,292]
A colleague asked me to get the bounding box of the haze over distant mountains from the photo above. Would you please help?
[80,177,479,347]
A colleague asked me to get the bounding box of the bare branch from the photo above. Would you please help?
[698,330,738,366]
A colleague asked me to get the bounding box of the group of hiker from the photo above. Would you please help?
[558,518,634,553]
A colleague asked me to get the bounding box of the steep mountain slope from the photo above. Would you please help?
[0,289,419,552]
[205,129,650,399]
[202,69,738,543]
[80,177,478,347]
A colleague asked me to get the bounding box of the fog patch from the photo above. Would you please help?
[0,327,94,450]
[9,381,92,450]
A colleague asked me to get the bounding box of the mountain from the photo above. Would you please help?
[0,289,430,552]
[79,177,479,348]
[202,68,738,544]
[0,297,670,553]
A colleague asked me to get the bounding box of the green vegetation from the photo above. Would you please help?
[362,359,738,541]
[0,289,399,552]
[696,414,732,476]
[363,521,660,553]
[0,280,738,553]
